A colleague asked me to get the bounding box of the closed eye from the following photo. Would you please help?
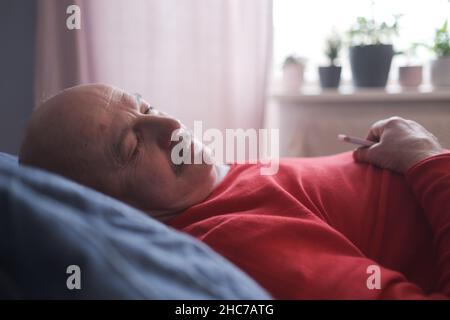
[142,105,151,114]
[142,105,159,116]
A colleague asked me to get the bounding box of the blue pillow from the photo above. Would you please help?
[0,152,18,166]
[0,153,270,299]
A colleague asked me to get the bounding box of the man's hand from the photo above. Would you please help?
[353,117,444,174]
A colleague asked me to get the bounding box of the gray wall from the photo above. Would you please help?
[0,0,36,155]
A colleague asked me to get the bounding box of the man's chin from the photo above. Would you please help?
[184,163,217,201]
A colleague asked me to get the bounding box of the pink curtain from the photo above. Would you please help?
[35,0,273,131]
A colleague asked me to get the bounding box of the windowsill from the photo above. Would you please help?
[271,84,450,104]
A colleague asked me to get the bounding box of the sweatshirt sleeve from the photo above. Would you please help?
[405,152,450,297]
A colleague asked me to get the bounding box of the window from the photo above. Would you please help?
[273,0,450,85]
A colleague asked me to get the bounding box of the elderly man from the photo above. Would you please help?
[19,84,450,299]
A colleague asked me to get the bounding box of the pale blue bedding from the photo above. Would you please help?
[0,152,270,299]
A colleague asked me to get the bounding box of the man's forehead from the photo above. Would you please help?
[67,84,129,113]
[105,88,140,112]
[68,84,115,107]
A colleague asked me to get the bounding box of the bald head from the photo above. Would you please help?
[19,84,116,189]
[18,83,217,217]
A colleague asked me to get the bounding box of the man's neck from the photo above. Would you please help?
[151,164,230,223]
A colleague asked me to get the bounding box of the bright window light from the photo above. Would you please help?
[273,0,450,85]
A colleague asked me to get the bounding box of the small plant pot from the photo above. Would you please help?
[349,44,394,88]
[431,57,450,88]
[282,63,305,91]
[318,66,342,89]
[399,65,423,88]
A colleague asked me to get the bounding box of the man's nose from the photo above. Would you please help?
[135,115,182,150]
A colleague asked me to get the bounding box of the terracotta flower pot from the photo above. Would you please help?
[431,57,450,88]
[282,63,305,91]
[399,65,423,88]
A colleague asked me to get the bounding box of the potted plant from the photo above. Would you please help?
[427,20,450,87]
[398,45,423,88]
[282,55,306,91]
[347,16,400,88]
[318,32,342,89]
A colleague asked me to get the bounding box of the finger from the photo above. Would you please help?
[365,119,389,142]
[353,147,370,163]
[366,117,407,142]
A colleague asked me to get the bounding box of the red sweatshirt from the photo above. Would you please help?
[168,152,450,299]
